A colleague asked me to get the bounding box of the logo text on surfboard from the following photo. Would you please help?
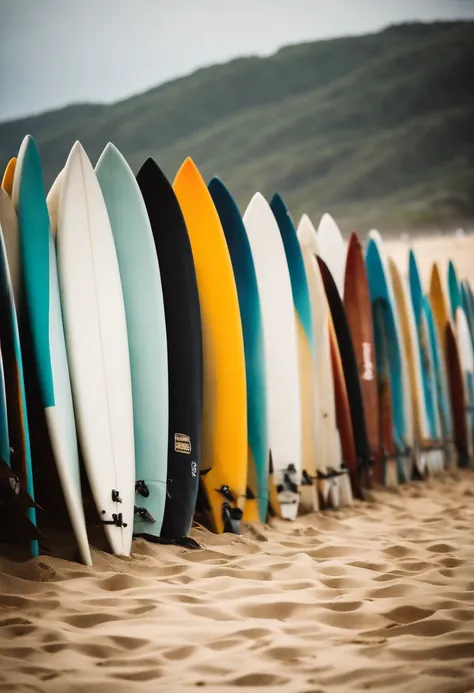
[362,342,374,380]
[174,433,191,454]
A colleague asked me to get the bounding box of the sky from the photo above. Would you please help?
[1,0,473,122]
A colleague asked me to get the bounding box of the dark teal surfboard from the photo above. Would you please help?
[209,177,269,522]
[0,221,38,555]
[448,260,461,322]
[0,346,9,466]
[409,251,439,446]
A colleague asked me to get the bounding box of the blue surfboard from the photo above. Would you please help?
[209,177,269,522]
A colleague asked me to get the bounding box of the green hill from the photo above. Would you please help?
[1,20,473,235]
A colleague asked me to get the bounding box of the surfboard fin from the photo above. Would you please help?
[135,480,150,497]
[135,534,201,550]
[112,490,122,503]
[101,513,128,528]
[215,485,236,502]
[222,503,242,534]
[134,506,155,523]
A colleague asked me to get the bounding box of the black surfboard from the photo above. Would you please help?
[317,256,372,496]
[137,158,203,543]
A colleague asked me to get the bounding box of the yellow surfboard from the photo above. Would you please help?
[173,157,247,534]
[1,158,16,197]
[429,263,451,354]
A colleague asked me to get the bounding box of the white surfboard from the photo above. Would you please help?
[297,214,347,508]
[243,193,301,520]
[316,213,347,296]
[455,307,474,459]
[388,258,431,477]
[0,189,21,309]
[95,143,169,538]
[46,168,64,238]
[56,141,135,556]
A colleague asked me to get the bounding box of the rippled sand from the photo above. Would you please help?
[0,470,473,692]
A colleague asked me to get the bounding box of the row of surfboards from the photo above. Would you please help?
[0,136,472,566]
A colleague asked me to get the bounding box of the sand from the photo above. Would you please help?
[1,233,474,693]
[0,470,473,693]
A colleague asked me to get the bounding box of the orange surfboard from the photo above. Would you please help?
[1,158,16,197]
[173,158,247,534]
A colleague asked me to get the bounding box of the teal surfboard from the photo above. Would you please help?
[15,135,91,564]
[365,238,406,480]
[0,346,9,466]
[0,220,38,556]
[409,251,442,461]
[96,143,169,539]
[208,177,268,522]
[270,193,319,505]
[448,260,461,323]
[460,280,474,354]
[270,194,314,350]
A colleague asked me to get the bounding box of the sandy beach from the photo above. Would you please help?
[1,233,474,693]
[0,468,473,693]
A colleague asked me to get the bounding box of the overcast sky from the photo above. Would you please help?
[1,0,473,122]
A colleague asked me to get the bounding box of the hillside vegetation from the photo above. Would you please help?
[1,21,473,234]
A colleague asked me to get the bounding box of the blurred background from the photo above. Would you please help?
[0,0,473,235]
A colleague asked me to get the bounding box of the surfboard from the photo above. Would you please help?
[209,178,268,523]
[328,313,357,495]
[318,254,371,497]
[409,250,445,472]
[372,298,398,486]
[96,145,168,542]
[315,213,347,296]
[0,221,38,555]
[446,321,469,466]
[46,169,64,239]
[173,158,247,533]
[0,345,10,466]
[466,281,474,349]
[2,158,16,197]
[460,280,474,354]
[56,141,135,556]
[447,260,462,323]
[270,194,318,512]
[429,263,451,354]
[136,157,202,541]
[455,308,474,466]
[424,294,455,467]
[365,233,410,482]
[0,189,21,310]
[242,192,301,520]
[344,232,381,484]
[389,258,431,478]
[13,135,92,565]
[297,214,341,506]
